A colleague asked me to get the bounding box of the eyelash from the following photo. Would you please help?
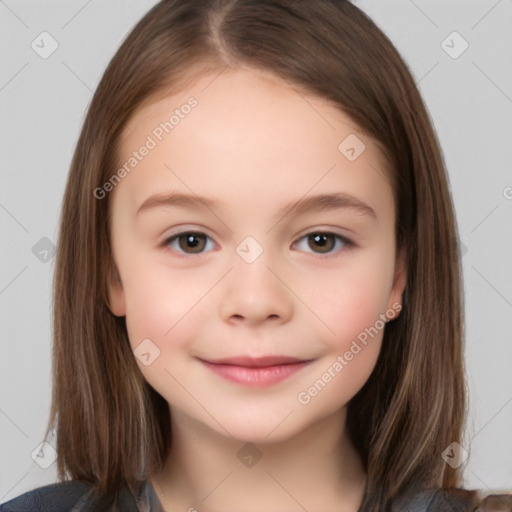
[161,230,355,259]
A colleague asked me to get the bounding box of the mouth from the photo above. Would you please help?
[197,355,315,387]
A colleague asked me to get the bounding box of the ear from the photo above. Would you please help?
[386,245,407,315]
[107,260,126,317]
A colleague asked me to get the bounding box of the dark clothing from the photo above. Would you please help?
[0,480,162,512]
[0,478,489,511]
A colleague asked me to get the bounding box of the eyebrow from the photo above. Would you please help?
[136,191,377,222]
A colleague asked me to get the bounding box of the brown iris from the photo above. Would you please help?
[308,233,335,253]
[177,232,207,253]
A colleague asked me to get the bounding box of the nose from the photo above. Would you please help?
[218,250,294,327]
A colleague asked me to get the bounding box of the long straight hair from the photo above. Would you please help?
[45,1,467,509]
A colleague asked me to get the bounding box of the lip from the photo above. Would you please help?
[204,355,308,367]
[198,356,314,387]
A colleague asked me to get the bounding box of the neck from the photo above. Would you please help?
[150,406,367,512]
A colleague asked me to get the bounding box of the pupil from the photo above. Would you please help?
[314,234,326,246]
[311,233,332,253]
[180,233,204,252]
[187,234,200,247]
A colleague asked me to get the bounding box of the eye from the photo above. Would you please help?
[293,231,353,256]
[163,231,215,255]
[162,230,353,257]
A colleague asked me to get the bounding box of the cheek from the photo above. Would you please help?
[123,273,194,347]
[120,265,205,401]
[296,269,389,413]
[121,257,215,361]
[296,251,394,404]
[306,256,393,347]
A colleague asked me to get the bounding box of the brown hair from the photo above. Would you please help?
[45,0,467,509]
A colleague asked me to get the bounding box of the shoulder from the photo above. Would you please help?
[0,479,162,512]
[427,488,512,512]
[393,484,512,512]
[0,480,162,512]
[424,487,481,511]
[473,492,512,512]
[411,486,512,512]
[0,480,94,512]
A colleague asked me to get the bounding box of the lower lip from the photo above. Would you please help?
[200,360,312,387]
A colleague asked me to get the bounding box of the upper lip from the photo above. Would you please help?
[199,356,310,368]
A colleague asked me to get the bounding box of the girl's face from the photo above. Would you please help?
[108,67,406,443]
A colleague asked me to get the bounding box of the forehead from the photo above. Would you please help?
[114,67,393,220]
[122,66,366,147]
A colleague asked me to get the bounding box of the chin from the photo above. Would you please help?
[206,402,316,445]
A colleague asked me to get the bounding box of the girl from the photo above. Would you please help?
[1,0,501,510]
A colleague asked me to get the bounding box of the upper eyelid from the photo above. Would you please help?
[293,227,353,243]
[291,232,354,252]
[163,231,352,262]
[164,229,353,247]
[164,228,351,239]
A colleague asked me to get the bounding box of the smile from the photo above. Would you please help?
[198,356,314,387]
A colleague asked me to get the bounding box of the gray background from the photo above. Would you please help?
[1,0,511,501]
